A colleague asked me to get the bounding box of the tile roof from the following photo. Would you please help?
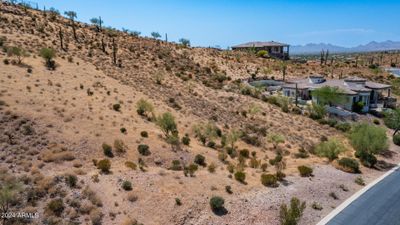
[232,41,289,48]
[282,76,390,95]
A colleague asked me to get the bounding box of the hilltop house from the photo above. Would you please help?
[232,41,290,59]
[282,75,394,113]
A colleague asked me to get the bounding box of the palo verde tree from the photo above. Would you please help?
[0,179,21,224]
[64,11,78,42]
[179,38,191,47]
[151,32,161,39]
[90,17,103,32]
[383,108,400,136]
[7,46,28,64]
[311,86,346,106]
[156,112,178,138]
[226,129,242,150]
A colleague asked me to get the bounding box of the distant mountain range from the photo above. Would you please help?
[291,40,400,55]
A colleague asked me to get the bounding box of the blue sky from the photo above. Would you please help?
[32,0,400,48]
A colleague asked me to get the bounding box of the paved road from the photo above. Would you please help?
[327,168,400,225]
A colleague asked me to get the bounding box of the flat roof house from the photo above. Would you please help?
[282,75,394,113]
[232,41,290,60]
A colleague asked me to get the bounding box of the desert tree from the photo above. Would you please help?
[151,32,161,39]
[156,112,178,138]
[64,11,78,42]
[129,30,141,37]
[311,86,346,106]
[226,129,242,150]
[179,38,191,47]
[90,17,103,32]
[192,122,219,146]
[7,46,28,64]
[384,108,400,136]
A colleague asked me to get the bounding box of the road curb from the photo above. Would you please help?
[316,163,400,225]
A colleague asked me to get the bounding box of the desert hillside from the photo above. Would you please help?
[0,2,399,225]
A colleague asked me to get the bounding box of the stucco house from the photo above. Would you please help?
[231,41,290,60]
[282,75,394,113]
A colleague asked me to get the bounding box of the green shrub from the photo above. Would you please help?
[334,122,352,132]
[349,123,388,155]
[208,163,216,173]
[170,160,182,171]
[294,148,309,159]
[40,47,56,70]
[261,173,278,187]
[120,127,127,134]
[373,119,380,125]
[194,154,206,166]
[210,196,225,211]
[314,139,346,161]
[311,202,323,211]
[47,199,64,216]
[338,157,360,173]
[234,171,246,183]
[137,144,151,156]
[140,131,148,138]
[125,161,137,170]
[175,198,182,206]
[97,159,111,173]
[65,174,77,188]
[113,103,121,111]
[355,176,365,186]
[279,197,306,225]
[114,139,127,154]
[122,181,132,191]
[239,149,250,158]
[355,150,377,168]
[257,50,268,57]
[298,165,313,177]
[184,164,198,177]
[207,141,216,149]
[136,98,154,118]
[181,134,190,145]
[225,185,233,194]
[393,134,400,146]
[156,112,178,138]
[102,143,113,157]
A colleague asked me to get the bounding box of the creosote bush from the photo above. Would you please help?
[122,181,133,191]
[337,157,360,173]
[140,131,148,138]
[261,173,278,187]
[97,159,111,173]
[314,138,345,161]
[298,165,313,177]
[137,144,151,156]
[102,143,113,157]
[47,199,64,217]
[234,171,246,183]
[181,134,190,145]
[194,154,206,166]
